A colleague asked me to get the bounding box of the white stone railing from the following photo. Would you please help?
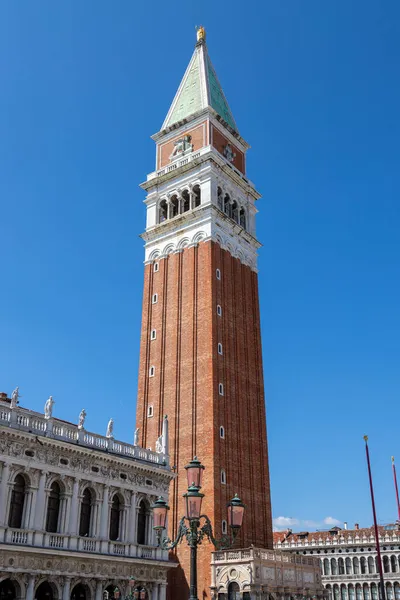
[146,145,255,190]
[1,528,163,561]
[213,547,320,567]
[0,403,169,467]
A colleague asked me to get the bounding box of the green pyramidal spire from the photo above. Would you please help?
[162,27,238,133]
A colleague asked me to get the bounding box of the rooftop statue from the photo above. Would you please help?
[44,396,55,419]
[10,387,20,409]
[78,408,87,430]
[106,418,114,439]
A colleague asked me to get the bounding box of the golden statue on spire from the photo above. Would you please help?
[196,26,206,42]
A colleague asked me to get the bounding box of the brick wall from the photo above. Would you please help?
[158,122,208,169]
[136,240,273,599]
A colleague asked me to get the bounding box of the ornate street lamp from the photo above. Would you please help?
[151,457,245,600]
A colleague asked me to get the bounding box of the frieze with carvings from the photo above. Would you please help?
[0,551,168,583]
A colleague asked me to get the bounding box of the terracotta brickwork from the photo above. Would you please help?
[211,125,245,173]
[136,240,273,599]
[158,122,208,169]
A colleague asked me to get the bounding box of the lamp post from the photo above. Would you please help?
[151,457,245,600]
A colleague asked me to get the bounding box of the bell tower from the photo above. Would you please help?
[136,28,273,598]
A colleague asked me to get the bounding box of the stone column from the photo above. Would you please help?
[159,583,167,600]
[95,581,103,600]
[151,584,159,600]
[0,462,10,525]
[62,577,71,600]
[128,491,137,544]
[32,470,47,544]
[25,575,36,600]
[68,478,80,549]
[100,485,110,552]
[167,200,171,220]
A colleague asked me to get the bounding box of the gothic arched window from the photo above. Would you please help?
[239,207,246,229]
[181,189,190,213]
[356,585,362,600]
[391,555,398,573]
[159,200,168,223]
[231,201,238,223]
[338,558,345,574]
[360,557,367,574]
[217,187,223,210]
[224,194,231,218]
[79,488,93,537]
[193,185,201,208]
[8,474,26,529]
[109,494,121,541]
[332,558,338,575]
[137,500,147,545]
[368,556,375,574]
[324,559,330,575]
[346,557,352,574]
[383,556,390,573]
[46,481,61,533]
[353,557,360,574]
[170,195,179,218]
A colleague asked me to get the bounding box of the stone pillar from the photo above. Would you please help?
[0,462,10,525]
[128,491,137,544]
[68,479,80,534]
[95,581,103,600]
[100,485,110,552]
[167,200,171,220]
[151,585,159,600]
[159,583,167,600]
[62,577,71,600]
[25,575,36,600]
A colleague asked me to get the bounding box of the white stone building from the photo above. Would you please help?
[210,546,325,600]
[274,524,400,600]
[0,391,176,600]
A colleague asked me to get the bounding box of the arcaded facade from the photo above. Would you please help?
[0,392,175,600]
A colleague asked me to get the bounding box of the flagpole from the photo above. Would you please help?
[391,456,400,522]
[364,436,386,600]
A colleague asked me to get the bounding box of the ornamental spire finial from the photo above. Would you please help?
[196,25,206,43]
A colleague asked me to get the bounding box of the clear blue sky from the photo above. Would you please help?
[1,1,400,532]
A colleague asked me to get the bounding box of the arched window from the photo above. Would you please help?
[332,558,338,575]
[346,557,352,574]
[394,584,400,600]
[349,586,355,600]
[353,557,360,574]
[8,474,26,529]
[368,556,375,574]
[109,494,121,541]
[222,520,227,535]
[46,481,61,533]
[224,194,231,218]
[361,557,367,574]
[220,426,225,439]
[387,585,394,600]
[239,207,246,229]
[339,558,345,574]
[193,185,201,208]
[159,200,167,223]
[137,500,147,545]
[0,580,18,600]
[391,555,398,573]
[79,488,93,537]
[324,559,331,575]
[217,187,223,210]
[181,190,190,213]
[221,469,226,485]
[341,586,348,600]
[363,585,370,600]
[168,195,178,219]
[231,201,238,223]
[371,584,378,600]
[356,585,362,600]
[383,556,390,573]
[228,582,240,600]
[334,586,340,600]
